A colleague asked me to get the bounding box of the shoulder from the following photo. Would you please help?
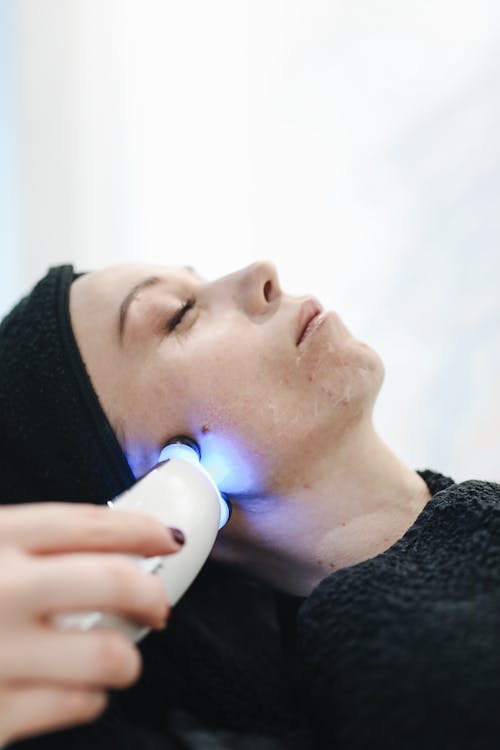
[299,473,500,624]
[418,476,500,539]
[419,469,500,513]
[438,477,500,509]
[296,474,500,746]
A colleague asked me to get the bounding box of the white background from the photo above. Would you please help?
[1,0,499,481]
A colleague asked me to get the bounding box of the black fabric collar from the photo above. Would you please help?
[417,468,455,496]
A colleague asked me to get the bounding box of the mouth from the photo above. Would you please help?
[296,298,324,346]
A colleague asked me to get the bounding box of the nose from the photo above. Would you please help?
[233,261,281,316]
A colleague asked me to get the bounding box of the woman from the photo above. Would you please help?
[0,262,498,749]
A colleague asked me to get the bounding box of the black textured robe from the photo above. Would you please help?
[11,471,500,749]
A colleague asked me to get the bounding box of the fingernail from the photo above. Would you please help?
[169,527,185,546]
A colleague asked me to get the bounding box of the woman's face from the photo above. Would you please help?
[70,262,383,497]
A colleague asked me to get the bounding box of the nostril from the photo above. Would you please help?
[263,280,272,302]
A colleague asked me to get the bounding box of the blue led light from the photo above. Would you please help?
[197,432,257,495]
[158,441,200,466]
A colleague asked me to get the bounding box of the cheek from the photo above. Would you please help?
[138,334,382,495]
[167,345,285,493]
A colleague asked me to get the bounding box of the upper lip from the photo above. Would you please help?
[296,298,323,346]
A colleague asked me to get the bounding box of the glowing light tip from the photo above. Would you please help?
[158,440,200,465]
[158,439,231,529]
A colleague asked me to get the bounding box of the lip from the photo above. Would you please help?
[296,298,324,346]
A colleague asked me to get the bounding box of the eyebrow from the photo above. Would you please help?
[118,276,162,343]
[117,267,201,343]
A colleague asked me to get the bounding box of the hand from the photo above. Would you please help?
[0,502,183,745]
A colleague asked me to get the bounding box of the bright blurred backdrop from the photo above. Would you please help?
[1,0,499,481]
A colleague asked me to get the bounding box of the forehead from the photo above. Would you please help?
[86,263,199,292]
[74,263,200,306]
[70,263,203,345]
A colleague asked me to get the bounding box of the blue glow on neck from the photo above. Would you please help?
[197,433,258,495]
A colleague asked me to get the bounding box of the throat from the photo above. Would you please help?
[214,430,432,597]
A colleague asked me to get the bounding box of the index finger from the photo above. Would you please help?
[0,503,180,556]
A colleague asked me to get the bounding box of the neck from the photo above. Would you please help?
[216,423,431,596]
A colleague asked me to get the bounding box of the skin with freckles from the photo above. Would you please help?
[70,262,431,596]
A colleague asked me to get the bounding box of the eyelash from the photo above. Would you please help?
[167,296,196,332]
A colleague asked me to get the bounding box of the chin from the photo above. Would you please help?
[369,346,386,392]
[358,344,385,408]
[328,342,385,422]
[349,338,385,382]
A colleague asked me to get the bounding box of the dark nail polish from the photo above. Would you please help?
[169,527,185,546]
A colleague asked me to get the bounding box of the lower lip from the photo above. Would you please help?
[299,311,329,345]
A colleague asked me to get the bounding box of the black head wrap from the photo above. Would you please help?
[0,265,135,505]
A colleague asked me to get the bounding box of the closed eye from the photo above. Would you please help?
[167,296,196,332]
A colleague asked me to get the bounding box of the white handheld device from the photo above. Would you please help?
[57,440,230,642]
